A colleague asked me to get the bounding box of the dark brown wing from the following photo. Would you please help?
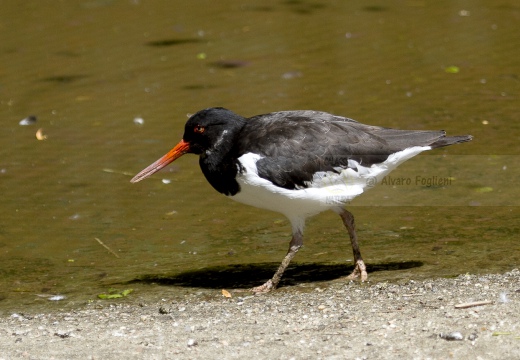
[237,110,471,189]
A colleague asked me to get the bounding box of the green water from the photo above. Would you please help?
[0,0,518,312]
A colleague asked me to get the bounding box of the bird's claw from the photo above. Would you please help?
[346,259,368,282]
[251,279,275,294]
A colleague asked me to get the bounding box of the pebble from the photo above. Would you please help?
[158,306,171,314]
[439,332,464,341]
[499,292,509,303]
[54,331,71,339]
[468,333,478,341]
[187,338,198,347]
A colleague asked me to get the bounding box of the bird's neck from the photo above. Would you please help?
[199,122,245,196]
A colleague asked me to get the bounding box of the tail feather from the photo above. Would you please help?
[371,127,472,151]
[430,134,473,149]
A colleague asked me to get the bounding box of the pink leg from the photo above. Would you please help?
[251,229,303,293]
[337,208,368,281]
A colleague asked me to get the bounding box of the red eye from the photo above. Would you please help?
[194,125,205,134]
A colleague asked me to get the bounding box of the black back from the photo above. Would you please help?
[236,110,471,190]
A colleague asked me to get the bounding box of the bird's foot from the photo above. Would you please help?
[346,259,368,282]
[251,279,275,294]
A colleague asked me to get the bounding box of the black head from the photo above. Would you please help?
[182,107,246,155]
[130,107,245,183]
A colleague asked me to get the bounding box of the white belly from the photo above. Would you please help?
[231,147,431,222]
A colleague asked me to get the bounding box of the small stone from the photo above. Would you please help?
[439,332,464,341]
[187,338,198,347]
[499,292,509,303]
[158,306,170,314]
[54,331,71,339]
[468,333,478,341]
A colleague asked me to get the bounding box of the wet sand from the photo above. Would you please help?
[1,269,519,359]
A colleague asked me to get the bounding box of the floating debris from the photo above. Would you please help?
[95,237,120,258]
[133,117,144,125]
[445,66,460,74]
[35,128,47,140]
[475,187,493,193]
[102,168,136,177]
[282,71,302,80]
[19,115,37,126]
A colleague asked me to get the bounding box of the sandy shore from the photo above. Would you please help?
[1,269,519,359]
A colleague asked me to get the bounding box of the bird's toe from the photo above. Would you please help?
[251,279,275,294]
[346,259,368,282]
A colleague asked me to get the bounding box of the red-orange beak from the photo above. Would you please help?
[130,139,190,183]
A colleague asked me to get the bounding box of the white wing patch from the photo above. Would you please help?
[308,145,431,190]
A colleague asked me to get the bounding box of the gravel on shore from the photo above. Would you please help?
[1,269,519,359]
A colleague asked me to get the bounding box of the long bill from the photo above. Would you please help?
[130,139,190,183]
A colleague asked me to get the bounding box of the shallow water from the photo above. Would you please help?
[0,1,518,312]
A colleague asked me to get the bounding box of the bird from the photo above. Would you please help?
[131,107,472,293]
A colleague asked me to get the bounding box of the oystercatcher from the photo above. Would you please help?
[131,108,472,293]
